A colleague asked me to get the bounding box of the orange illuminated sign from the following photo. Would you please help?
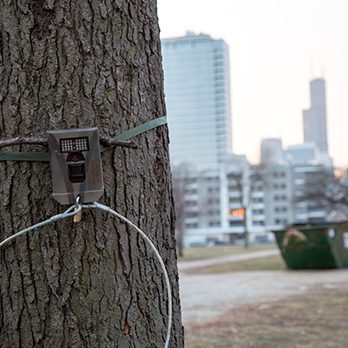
[229,208,245,216]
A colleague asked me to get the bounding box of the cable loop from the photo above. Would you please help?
[0,201,172,348]
[0,203,81,249]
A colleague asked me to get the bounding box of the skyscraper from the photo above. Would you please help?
[161,32,232,170]
[303,78,328,154]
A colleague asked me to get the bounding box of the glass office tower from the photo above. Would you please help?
[162,32,232,170]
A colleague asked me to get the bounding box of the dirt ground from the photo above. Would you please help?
[185,285,348,348]
[179,269,348,323]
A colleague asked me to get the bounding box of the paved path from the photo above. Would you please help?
[180,268,348,323]
[178,249,279,271]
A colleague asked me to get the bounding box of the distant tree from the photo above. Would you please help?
[172,165,189,257]
[296,167,348,221]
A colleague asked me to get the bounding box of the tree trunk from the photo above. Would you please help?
[243,207,249,249]
[0,1,183,347]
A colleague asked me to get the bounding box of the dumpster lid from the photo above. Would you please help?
[272,220,348,233]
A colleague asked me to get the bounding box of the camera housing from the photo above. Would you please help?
[48,128,104,204]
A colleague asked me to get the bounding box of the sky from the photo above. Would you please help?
[157,0,348,167]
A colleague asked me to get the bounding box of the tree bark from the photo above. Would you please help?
[0,1,183,347]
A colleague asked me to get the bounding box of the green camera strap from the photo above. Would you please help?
[0,116,167,162]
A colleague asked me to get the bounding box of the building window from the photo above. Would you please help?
[185,200,197,207]
[214,53,224,60]
[186,178,197,184]
[185,223,198,229]
[229,221,244,227]
[252,221,265,226]
[273,172,286,178]
[252,209,264,215]
[252,197,264,203]
[185,189,197,195]
[228,185,241,191]
[274,195,287,202]
[185,212,198,218]
[274,219,287,225]
[274,183,286,190]
[229,197,241,204]
[274,206,288,213]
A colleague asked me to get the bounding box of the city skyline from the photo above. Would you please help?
[157,0,348,167]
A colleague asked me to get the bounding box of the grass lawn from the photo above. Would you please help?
[185,285,348,348]
[180,243,277,261]
[187,254,286,274]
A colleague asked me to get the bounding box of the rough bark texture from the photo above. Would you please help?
[0,1,183,347]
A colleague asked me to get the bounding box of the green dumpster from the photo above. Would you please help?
[273,222,348,269]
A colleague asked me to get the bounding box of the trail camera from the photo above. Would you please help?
[48,128,104,204]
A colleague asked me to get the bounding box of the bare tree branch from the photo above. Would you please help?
[0,136,138,149]
[0,137,48,148]
[295,166,348,219]
[172,165,190,257]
